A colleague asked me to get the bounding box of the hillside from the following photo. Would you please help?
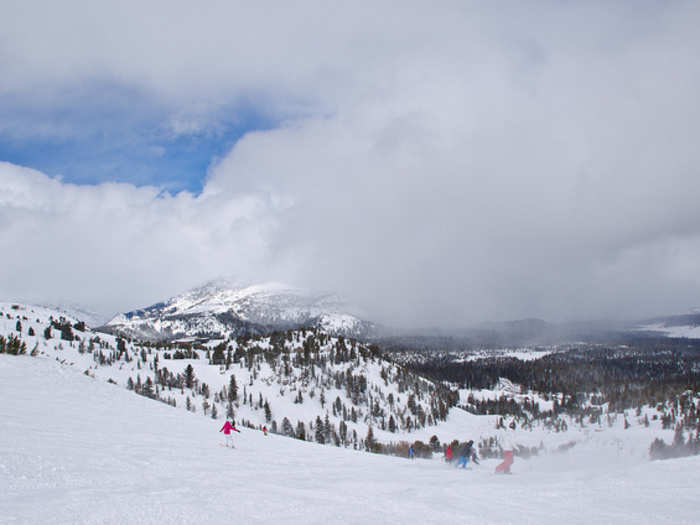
[2,354,700,524]
[0,302,454,450]
[3,301,698,460]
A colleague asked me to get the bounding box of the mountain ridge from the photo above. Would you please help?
[102,279,375,341]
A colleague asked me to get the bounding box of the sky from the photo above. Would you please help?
[2,1,700,327]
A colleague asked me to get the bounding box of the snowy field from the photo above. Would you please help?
[2,356,699,525]
[638,323,700,339]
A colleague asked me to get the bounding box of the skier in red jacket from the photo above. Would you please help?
[445,445,453,463]
[220,420,240,447]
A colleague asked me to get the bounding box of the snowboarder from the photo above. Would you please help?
[456,440,475,468]
[408,445,415,459]
[219,420,240,447]
[445,444,453,463]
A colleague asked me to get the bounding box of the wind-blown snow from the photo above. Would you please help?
[2,356,699,524]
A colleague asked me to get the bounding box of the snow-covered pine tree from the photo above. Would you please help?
[228,375,238,402]
[184,365,195,389]
[315,416,325,444]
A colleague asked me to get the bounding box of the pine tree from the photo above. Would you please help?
[296,421,306,441]
[282,417,294,437]
[211,404,218,419]
[339,420,348,445]
[28,326,35,336]
[264,400,272,422]
[60,324,74,341]
[315,416,325,444]
[15,320,22,332]
[141,377,155,398]
[44,326,52,339]
[184,364,195,388]
[324,413,331,443]
[365,426,375,452]
[228,375,238,402]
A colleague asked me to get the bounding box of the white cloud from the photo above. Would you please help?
[0,162,281,315]
[2,2,700,324]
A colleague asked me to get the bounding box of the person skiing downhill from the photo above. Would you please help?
[495,450,514,474]
[445,444,453,463]
[496,434,514,473]
[456,440,476,468]
[219,420,240,447]
[408,445,415,459]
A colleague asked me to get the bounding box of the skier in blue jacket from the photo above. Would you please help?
[456,440,476,468]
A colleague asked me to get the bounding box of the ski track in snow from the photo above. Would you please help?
[1,356,698,525]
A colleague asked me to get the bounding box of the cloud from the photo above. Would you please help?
[2,2,700,324]
[0,162,280,316]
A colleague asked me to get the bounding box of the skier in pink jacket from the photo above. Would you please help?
[220,420,240,447]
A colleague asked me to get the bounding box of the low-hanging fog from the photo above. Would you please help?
[2,1,700,327]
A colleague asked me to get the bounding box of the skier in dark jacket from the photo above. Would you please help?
[456,440,477,468]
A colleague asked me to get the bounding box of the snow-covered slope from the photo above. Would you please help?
[2,354,699,525]
[634,312,700,339]
[3,301,695,459]
[103,279,374,340]
[0,302,454,448]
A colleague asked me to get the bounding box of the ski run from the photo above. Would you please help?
[1,302,699,524]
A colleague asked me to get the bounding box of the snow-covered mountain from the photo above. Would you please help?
[3,302,699,524]
[0,301,453,449]
[635,312,700,339]
[103,279,375,341]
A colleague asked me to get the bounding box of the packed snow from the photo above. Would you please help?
[2,355,699,525]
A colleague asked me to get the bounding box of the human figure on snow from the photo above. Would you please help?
[262,425,268,436]
[408,445,415,459]
[456,440,478,468]
[445,444,453,463]
[495,450,514,474]
[495,433,514,474]
[219,420,240,447]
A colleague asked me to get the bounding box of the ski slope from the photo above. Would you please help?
[2,355,698,524]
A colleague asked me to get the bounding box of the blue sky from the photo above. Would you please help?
[0,87,273,194]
